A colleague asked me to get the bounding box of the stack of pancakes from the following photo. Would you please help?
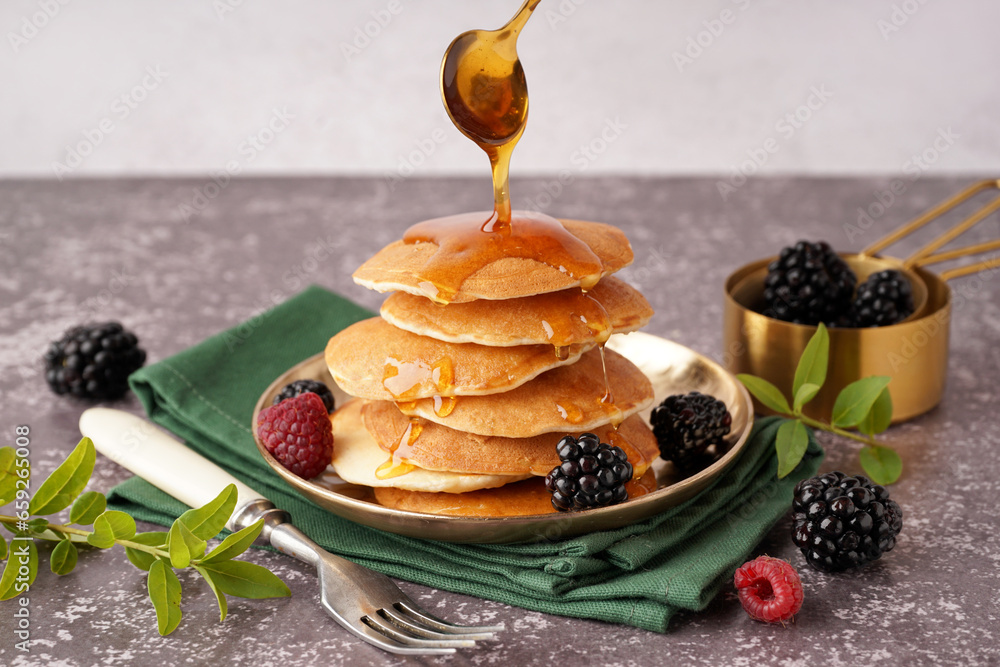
[324,216,659,516]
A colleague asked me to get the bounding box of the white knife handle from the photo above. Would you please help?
[79,408,267,514]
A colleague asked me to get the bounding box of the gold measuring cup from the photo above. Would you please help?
[723,179,1000,423]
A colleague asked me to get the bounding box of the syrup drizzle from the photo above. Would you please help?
[378,359,456,477]
[375,417,422,480]
[402,210,604,305]
[441,0,540,226]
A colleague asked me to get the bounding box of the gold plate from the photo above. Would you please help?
[251,332,754,544]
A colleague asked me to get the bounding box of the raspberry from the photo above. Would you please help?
[273,379,336,414]
[256,392,334,479]
[734,556,804,623]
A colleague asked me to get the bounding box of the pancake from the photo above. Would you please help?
[330,399,529,493]
[325,317,588,401]
[380,276,653,347]
[398,347,654,437]
[373,469,659,516]
[353,219,633,303]
[363,400,659,476]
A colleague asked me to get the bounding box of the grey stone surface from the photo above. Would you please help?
[1,176,998,666]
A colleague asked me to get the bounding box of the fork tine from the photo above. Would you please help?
[363,614,479,650]
[381,606,498,642]
[396,601,506,634]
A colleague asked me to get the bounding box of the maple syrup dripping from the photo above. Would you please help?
[375,417,422,480]
[402,210,603,305]
[414,1,606,305]
[377,357,456,477]
[442,0,540,227]
[381,356,456,401]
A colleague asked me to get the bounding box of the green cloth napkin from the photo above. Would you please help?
[109,285,823,633]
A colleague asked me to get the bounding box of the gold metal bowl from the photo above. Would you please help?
[251,332,754,544]
[724,179,1000,423]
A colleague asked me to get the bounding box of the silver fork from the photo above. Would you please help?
[80,408,502,655]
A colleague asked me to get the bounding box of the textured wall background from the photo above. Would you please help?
[2,0,997,178]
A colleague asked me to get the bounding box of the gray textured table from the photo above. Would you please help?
[1,176,998,666]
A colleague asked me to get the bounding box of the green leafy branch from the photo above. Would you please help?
[0,438,289,636]
[737,323,903,485]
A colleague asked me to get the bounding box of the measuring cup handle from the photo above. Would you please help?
[860,179,1000,280]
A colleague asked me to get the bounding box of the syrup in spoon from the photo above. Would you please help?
[441,0,540,228]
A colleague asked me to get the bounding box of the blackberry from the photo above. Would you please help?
[273,379,335,414]
[852,270,914,328]
[650,392,732,473]
[544,433,632,511]
[791,471,903,572]
[43,322,146,399]
[763,241,857,325]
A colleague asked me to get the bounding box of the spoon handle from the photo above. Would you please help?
[504,0,542,33]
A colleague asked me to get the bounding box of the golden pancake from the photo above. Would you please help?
[373,469,659,517]
[398,347,654,437]
[353,219,633,303]
[380,276,653,347]
[330,399,529,493]
[363,400,659,476]
[325,317,588,401]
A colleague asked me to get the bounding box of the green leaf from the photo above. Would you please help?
[176,484,238,541]
[124,532,168,572]
[147,560,183,636]
[27,518,49,532]
[775,419,810,478]
[858,387,893,436]
[793,322,830,400]
[794,383,822,413]
[199,520,264,565]
[50,539,78,576]
[196,560,290,599]
[0,536,6,560]
[168,520,206,569]
[28,437,96,516]
[831,377,893,428]
[859,445,903,485]
[194,566,229,622]
[737,375,792,415]
[0,447,20,506]
[0,539,37,601]
[87,510,137,549]
[70,491,107,525]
